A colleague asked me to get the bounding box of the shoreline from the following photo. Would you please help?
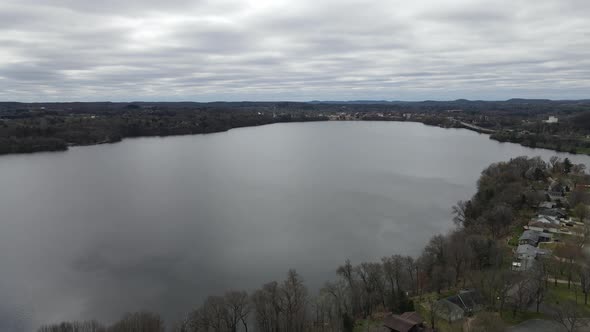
[0,118,587,158]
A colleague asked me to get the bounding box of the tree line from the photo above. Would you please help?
[0,107,327,154]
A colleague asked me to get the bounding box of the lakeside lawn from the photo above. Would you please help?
[538,241,559,250]
[498,309,548,325]
[353,318,381,332]
[546,282,590,315]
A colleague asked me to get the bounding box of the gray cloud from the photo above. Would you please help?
[0,0,588,101]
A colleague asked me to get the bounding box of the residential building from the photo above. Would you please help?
[544,116,558,124]
[526,221,559,234]
[518,230,552,246]
[436,290,484,322]
[513,244,550,271]
[376,311,433,332]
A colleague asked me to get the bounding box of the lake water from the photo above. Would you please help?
[1,121,589,330]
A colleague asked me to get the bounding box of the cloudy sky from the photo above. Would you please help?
[0,0,588,102]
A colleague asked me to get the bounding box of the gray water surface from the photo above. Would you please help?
[1,121,589,330]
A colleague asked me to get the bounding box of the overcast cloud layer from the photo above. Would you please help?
[0,0,589,101]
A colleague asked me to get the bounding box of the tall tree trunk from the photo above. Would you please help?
[512,305,517,318]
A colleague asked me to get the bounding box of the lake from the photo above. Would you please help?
[1,121,589,330]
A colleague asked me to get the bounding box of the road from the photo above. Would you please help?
[457,121,496,134]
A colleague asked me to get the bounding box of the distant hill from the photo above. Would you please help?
[1,99,590,115]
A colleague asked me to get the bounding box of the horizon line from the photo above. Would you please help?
[2,98,590,104]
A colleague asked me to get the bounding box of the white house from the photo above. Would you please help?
[544,116,558,124]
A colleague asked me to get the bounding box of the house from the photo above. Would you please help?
[538,201,555,209]
[547,182,566,202]
[538,208,567,219]
[513,244,550,271]
[449,289,484,314]
[544,116,558,124]
[436,289,484,322]
[377,311,432,332]
[526,221,559,234]
[436,299,464,322]
[519,230,540,246]
[534,214,560,225]
[516,244,549,259]
[518,230,552,246]
[538,232,552,242]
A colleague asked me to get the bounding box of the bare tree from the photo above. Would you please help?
[446,230,469,286]
[425,296,442,331]
[574,203,589,223]
[354,263,374,317]
[108,312,165,332]
[550,156,561,173]
[452,200,469,226]
[492,270,515,316]
[403,256,418,295]
[280,269,307,332]
[366,262,386,310]
[311,293,334,332]
[337,259,360,316]
[509,276,533,318]
[481,204,514,239]
[569,188,590,207]
[201,296,229,331]
[531,263,548,313]
[38,321,106,332]
[550,299,589,332]
[382,255,403,311]
[572,163,587,175]
[580,263,590,305]
[186,307,205,331]
[223,291,250,332]
[170,319,190,332]
[252,281,282,332]
[556,244,582,289]
[321,280,349,321]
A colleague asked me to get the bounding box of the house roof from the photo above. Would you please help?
[400,311,423,324]
[534,215,560,225]
[538,202,555,209]
[457,289,484,310]
[538,208,567,218]
[528,221,557,230]
[519,230,540,242]
[515,256,536,271]
[550,182,564,192]
[382,311,426,332]
[436,299,464,316]
[516,244,548,258]
[383,315,417,332]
